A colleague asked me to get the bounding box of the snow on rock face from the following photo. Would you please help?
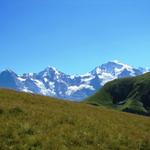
[0,61,148,101]
[17,77,26,82]
[98,72,116,85]
[66,84,95,96]
[22,87,33,93]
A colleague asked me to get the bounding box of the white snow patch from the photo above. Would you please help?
[81,76,94,83]
[44,78,48,82]
[29,73,34,76]
[17,77,26,82]
[66,84,95,96]
[80,72,91,77]
[98,72,116,85]
[22,87,33,93]
[49,81,55,88]
[32,79,56,96]
[70,75,75,79]
[114,64,135,76]
[95,67,102,74]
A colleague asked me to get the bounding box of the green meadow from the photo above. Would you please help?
[0,89,150,150]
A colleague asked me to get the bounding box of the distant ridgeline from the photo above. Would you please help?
[0,61,149,101]
[85,72,150,116]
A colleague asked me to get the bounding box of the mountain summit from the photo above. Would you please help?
[0,61,149,101]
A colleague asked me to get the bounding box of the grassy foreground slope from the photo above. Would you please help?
[86,73,150,116]
[0,89,150,150]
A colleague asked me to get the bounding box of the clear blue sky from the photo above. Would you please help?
[0,0,150,75]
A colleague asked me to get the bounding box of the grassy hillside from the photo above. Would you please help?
[0,89,150,150]
[85,72,150,116]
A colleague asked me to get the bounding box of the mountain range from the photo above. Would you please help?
[0,61,149,101]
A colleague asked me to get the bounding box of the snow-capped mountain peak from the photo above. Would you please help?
[0,69,16,74]
[46,66,60,73]
[0,69,18,78]
[0,61,149,101]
